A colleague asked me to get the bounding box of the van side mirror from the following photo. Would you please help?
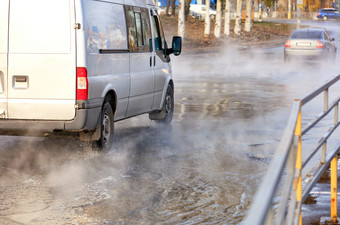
[172,36,182,56]
[166,36,182,56]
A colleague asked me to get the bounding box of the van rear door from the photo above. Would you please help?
[8,0,76,120]
[0,0,9,119]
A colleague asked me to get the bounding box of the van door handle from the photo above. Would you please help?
[153,56,156,67]
[13,75,29,89]
[150,56,152,67]
[15,77,27,82]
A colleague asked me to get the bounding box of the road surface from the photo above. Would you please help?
[0,20,340,224]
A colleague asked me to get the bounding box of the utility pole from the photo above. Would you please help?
[288,0,291,19]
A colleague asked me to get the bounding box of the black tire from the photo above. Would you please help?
[157,85,174,124]
[96,102,114,151]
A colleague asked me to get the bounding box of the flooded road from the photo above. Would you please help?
[1,22,340,225]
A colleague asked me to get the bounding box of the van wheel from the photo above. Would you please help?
[96,102,114,151]
[157,85,174,124]
[149,85,174,124]
[323,16,328,21]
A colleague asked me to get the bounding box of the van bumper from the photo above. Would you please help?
[0,99,102,136]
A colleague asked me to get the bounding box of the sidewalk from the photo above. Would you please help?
[302,164,340,225]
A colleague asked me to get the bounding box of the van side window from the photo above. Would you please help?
[151,11,169,61]
[151,15,162,51]
[141,9,152,52]
[84,1,128,53]
[135,12,143,46]
[125,6,138,53]
[125,7,152,53]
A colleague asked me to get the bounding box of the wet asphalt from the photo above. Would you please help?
[0,20,340,224]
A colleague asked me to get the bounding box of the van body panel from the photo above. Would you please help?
[7,0,76,120]
[0,0,9,119]
[86,54,130,100]
[124,0,147,7]
[152,57,171,109]
[75,0,87,69]
[97,0,124,4]
[146,0,155,5]
[87,71,130,120]
[0,0,177,139]
[8,99,75,120]
[149,9,172,110]
[126,52,154,117]
[83,0,130,120]
[0,0,9,54]
[9,0,72,54]
[0,107,100,135]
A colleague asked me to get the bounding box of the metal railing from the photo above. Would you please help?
[243,74,340,225]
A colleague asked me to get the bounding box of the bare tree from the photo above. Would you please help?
[184,0,191,18]
[224,0,231,36]
[171,0,176,16]
[244,0,253,32]
[204,0,211,37]
[234,0,242,35]
[166,0,170,15]
[214,0,222,38]
[178,0,185,38]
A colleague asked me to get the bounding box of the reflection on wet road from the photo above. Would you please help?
[1,21,340,224]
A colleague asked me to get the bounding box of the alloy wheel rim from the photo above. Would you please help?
[102,113,111,144]
[165,95,172,114]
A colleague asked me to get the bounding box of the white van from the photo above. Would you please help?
[0,0,181,150]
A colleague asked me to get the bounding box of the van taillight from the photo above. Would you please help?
[76,67,88,100]
[285,40,291,48]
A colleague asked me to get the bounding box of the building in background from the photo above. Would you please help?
[157,0,179,7]
[157,0,216,7]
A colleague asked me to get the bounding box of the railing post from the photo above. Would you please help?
[294,100,302,225]
[330,155,338,223]
[321,143,327,164]
[324,89,329,112]
[330,102,339,223]
[321,89,329,164]
[335,103,339,126]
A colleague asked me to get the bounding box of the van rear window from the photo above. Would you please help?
[84,1,128,53]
